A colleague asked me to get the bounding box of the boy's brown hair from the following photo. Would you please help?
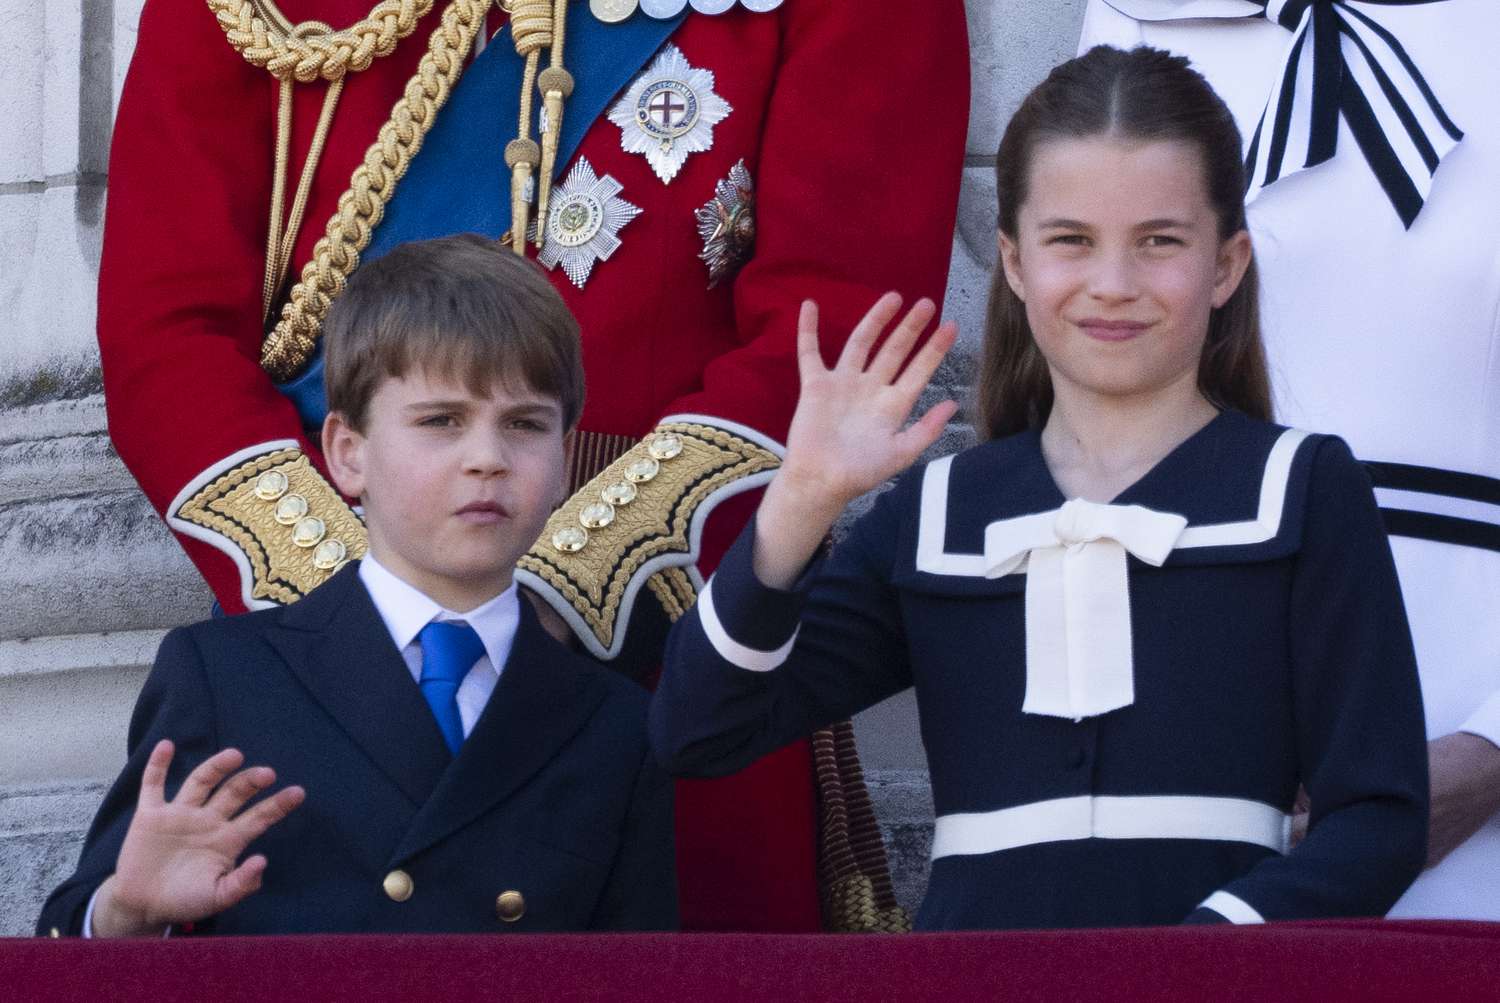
[323,233,585,431]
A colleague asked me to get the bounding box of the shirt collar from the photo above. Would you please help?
[358,554,521,676]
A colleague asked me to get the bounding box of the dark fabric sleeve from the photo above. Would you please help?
[1181,908,1231,925]
[588,747,679,931]
[35,628,221,936]
[1199,436,1428,922]
[650,482,914,778]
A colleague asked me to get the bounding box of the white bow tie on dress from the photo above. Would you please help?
[984,499,1189,721]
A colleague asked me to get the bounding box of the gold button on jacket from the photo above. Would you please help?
[495,890,526,923]
[383,869,414,902]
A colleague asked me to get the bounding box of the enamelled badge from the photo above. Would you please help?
[536,158,642,288]
[608,44,731,184]
[696,159,755,288]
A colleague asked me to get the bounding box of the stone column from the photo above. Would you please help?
[0,0,207,936]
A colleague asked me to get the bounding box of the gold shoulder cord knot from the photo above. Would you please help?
[209,0,432,82]
[242,0,494,383]
[208,1,440,326]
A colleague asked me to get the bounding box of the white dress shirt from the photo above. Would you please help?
[358,554,521,738]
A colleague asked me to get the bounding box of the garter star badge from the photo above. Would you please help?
[695,159,756,288]
[536,158,642,289]
[608,44,731,184]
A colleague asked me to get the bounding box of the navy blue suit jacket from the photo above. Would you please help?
[39,563,676,934]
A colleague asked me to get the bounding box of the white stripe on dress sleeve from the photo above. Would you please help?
[1198,890,1266,925]
[696,578,799,673]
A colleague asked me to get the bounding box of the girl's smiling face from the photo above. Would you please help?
[997,135,1251,410]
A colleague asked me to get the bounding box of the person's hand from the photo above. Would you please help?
[1287,733,1500,866]
[1426,731,1500,868]
[91,740,305,937]
[754,294,957,589]
[779,293,958,512]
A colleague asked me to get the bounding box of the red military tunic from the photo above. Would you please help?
[98,0,968,930]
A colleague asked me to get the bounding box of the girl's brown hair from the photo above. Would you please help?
[977,45,1272,439]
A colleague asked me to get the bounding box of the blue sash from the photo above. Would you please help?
[278,8,683,426]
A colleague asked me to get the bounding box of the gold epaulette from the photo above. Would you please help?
[168,442,368,608]
[516,417,783,660]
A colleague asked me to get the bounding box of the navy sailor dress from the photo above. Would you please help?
[651,409,1428,929]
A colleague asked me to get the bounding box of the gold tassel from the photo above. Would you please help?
[505,0,570,253]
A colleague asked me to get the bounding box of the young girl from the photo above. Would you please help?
[650,46,1428,930]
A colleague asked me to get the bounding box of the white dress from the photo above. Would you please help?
[1078,0,1500,920]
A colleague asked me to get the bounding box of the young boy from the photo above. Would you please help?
[38,234,677,936]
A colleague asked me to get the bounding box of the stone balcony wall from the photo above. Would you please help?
[0,0,1086,934]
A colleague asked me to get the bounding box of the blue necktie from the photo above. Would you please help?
[416,621,485,756]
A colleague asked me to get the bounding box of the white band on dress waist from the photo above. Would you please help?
[931,794,1290,860]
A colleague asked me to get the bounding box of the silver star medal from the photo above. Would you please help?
[608,44,731,184]
[535,158,642,289]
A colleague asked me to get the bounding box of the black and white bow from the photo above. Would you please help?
[1104,0,1463,228]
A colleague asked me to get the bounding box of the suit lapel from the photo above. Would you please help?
[267,564,452,806]
[390,602,610,863]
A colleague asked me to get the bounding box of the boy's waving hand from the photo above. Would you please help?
[90,740,305,937]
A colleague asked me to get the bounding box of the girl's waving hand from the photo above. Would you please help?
[755,293,957,589]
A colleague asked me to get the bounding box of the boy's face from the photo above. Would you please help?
[323,368,568,612]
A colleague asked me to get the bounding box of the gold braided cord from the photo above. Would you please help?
[263,80,295,318]
[279,77,345,290]
[261,0,494,382]
[208,0,434,83]
[644,570,687,623]
[263,74,346,321]
[814,721,912,933]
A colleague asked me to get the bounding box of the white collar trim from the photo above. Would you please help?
[915,428,1310,578]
